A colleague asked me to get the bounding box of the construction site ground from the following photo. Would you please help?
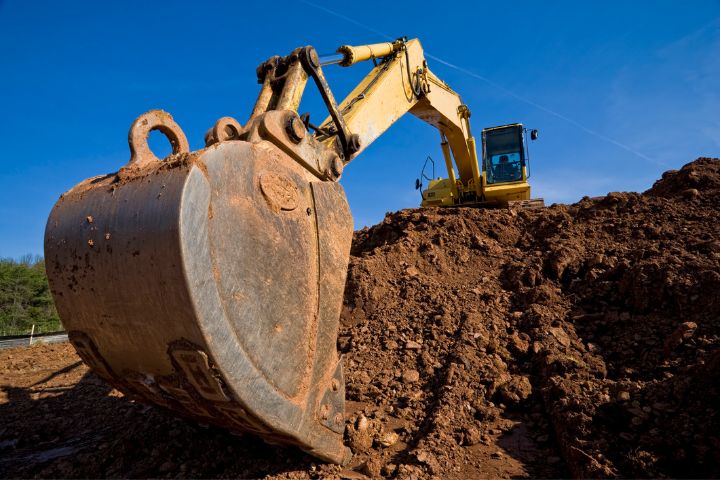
[1,158,718,479]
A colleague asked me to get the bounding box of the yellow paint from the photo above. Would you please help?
[317,38,535,207]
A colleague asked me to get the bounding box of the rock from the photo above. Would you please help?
[384,339,399,350]
[464,426,482,446]
[376,430,399,447]
[616,391,631,401]
[337,335,352,352]
[509,332,530,354]
[683,188,700,199]
[339,470,369,480]
[498,375,532,404]
[405,340,422,350]
[358,457,382,478]
[663,321,698,356]
[415,449,440,473]
[402,369,420,383]
[491,450,503,459]
[405,266,420,277]
[347,415,374,453]
[348,432,373,454]
[357,415,369,432]
[588,253,605,267]
[397,463,425,479]
[382,463,398,477]
[547,456,561,465]
[548,326,571,347]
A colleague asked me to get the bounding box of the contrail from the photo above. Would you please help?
[424,54,661,165]
[298,0,661,166]
[299,0,393,41]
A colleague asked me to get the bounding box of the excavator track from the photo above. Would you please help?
[506,198,545,209]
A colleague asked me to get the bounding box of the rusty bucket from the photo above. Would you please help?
[45,109,353,463]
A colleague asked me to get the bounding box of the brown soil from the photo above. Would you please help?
[1,157,719,479]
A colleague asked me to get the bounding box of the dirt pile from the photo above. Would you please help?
[1,157,718,479]
[338,157,720,478]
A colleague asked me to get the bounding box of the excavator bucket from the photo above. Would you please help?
[44,110,353,463]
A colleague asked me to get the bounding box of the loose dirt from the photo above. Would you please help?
[1,157,718,478]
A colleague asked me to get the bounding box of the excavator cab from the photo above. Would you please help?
[480,123,542,207]
[420,122,542,208]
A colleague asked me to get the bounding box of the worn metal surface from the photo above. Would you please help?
[45,110,353,463]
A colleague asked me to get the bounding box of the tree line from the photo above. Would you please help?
[0,255,61,336]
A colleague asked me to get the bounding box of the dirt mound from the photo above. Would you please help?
[1,157,718,478]
[646,157,720,198]
[338,157,720,478]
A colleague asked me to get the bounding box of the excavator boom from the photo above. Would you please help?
[320,38,482,201]
[44,38,537,464]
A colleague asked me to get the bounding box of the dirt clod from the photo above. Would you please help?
[401,369,420,383]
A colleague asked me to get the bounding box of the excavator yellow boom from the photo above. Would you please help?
[44,38,540,465]
[319,38,539,207]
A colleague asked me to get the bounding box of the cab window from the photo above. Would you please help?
[484,128,524,184]
[487,152,522,183]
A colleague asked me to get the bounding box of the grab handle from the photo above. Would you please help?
[128,110,189,167]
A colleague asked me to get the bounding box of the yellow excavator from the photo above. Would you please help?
[418,122,542,207]
[44,38,541,465]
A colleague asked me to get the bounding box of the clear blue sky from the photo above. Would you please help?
[1,1,719,258]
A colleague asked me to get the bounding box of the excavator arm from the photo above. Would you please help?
[322,38,482,201]
[247,38,483,201]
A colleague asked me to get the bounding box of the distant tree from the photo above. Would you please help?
[0,256,61,336]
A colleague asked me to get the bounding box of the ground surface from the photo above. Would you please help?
[1,158,718,479]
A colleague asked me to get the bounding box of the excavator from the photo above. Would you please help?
[44,38,541,464]
[419,122,541,207]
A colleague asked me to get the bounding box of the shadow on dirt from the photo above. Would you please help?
[0,369,315,478]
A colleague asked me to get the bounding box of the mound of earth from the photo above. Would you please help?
[1,157,718,479]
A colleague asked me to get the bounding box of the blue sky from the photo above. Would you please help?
[1,1,718,258]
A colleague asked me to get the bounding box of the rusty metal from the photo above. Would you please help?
[250,61,277,120]
[299,46,357,160]
[286,114,307,143]
[251,50,310,120]
[128,110,190,167]
[205,116,243,146]
[275,60,308,112]
[249,46,363,163]
[322,151,344,181]
[45,108,353,464]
